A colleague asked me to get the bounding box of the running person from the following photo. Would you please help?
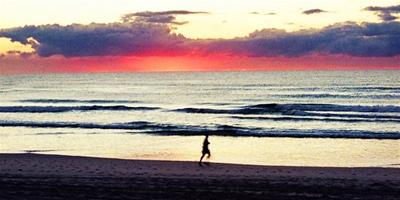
[199,134,211,166]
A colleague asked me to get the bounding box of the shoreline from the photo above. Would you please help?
[1,153,399,179]
[1,153,399,199]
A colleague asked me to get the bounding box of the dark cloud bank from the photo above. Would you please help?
[121,10,208,25]
[0,22,190,57]
[302,9,327,15]
[365,4,400,21]
[1,10,400,58]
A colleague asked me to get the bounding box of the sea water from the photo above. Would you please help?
[1,71,399,167]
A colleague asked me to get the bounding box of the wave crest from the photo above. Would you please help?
[0,105,159,113]
[0,120,399,139]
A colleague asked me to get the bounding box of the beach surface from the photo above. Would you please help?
[1,153,399,200]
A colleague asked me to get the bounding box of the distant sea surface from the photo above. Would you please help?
[1,70,399,167]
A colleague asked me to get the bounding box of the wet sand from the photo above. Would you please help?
[1,153,399,199]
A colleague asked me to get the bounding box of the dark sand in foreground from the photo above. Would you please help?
[1,153,399,200]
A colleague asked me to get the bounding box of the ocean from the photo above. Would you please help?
[1,70,399,167]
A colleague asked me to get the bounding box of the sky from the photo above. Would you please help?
[0,0,400,74]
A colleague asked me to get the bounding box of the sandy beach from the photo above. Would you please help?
[1,153,399,200]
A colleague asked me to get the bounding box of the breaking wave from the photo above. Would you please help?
[19,99,140,104]
[173,103,400,115]
[274,94,400,99]
[0,105,159,113]
[0,120,399,139]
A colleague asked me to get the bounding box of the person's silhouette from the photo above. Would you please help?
[199,134,211,166]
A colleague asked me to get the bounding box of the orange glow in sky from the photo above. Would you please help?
[0,0,399,74]
[1,54,399,75]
